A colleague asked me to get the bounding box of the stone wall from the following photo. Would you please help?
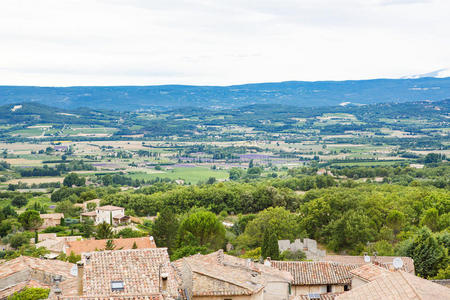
[278,238,326,260]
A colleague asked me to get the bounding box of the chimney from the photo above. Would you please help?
[161,272,168,293]
[217,249,224,265]
[264,257,272,267]
[77,261,84,296]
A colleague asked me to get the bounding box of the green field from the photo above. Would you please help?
[128,167,229,184]
[330,160,406,167]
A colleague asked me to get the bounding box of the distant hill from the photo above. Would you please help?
[0,77,449,110]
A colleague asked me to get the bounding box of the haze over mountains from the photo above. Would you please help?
[1,77,450,111]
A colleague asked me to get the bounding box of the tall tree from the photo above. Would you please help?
[96,222,113,240]
[397,227,447,278]
[386,210,406,236]
[178,209,225,250]
[153,208,179,254]
[18,210,43,231]
[261,229,280,260]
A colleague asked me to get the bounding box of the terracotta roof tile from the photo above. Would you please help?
[0,256,76,299]
[65,237,156,256]
[59,295,163,300]
[174,250,291,297]
[97,205,124,211]
[321,255,415,274]
[350,263,392,282]
[0,256,75,279]
[271,261,359,285]
[293,292,343,300]
[80,248,180,299]
[336,270,450,300]
[40,213,65,220]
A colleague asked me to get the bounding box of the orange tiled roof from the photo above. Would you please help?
[321,255,415,274]
[40,213,65,220]
[336,270,450,300]
[58,295,163,300]
[293,292,343,300]
[174,250,292,297]
[350,263,392,282]
[0,256,76,299]
[80,248,180,299]
[97,205,123,211]
[65,237,156,255]
[271,261,359,286]
[0,256,75,279]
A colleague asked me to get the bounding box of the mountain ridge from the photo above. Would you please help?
[1,77,449,110]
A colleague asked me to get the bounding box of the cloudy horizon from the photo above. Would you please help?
[1,0,449,86]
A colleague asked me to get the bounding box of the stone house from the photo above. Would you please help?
[270,261,358,296]
[80,205,129,226]
[175,250,293,300]
[39,213,65,230]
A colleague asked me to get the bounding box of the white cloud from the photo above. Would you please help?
[0,0,448,86]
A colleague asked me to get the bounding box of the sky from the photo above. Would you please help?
[0,0,449,86]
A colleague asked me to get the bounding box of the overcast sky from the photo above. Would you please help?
[0,0,449,86]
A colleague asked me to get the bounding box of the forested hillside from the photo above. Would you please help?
[1,77,449,110]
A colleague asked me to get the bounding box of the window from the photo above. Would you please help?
[111,281,124,292]
[344,285,349,291]
[327,284,332,293]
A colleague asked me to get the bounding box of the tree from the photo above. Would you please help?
[105,239,116,250]
[18,210,43,231]
[8,287,50,300]
[386,210,406,236]
[206,177,216,185]
[102,174,113,186]
[66,251,81,263]
[240,207,301,248]
[248,159,254,168]
[80,218,95,238]
[325,210,377,252]
[433,265,450,280]
[261,230,279,260]
[397,227,447,278]
[87,202,97,212]
[229,168,243,180]
[420,208,439,232]
[171,245,210,260]
[116,228,145,238]
[55,200,79,217]
[153,208,179,254]
[177,209,225,250]
[280,249,306,261]
[63,173,85,187]
[96,222,113,240]
[11,194,28,207]
[9,233,30,249]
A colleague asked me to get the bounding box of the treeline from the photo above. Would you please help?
[102,182,300,216]
[18,160,94,177]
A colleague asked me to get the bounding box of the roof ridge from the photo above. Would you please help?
[192,268,256,293]
[398,271,423,300]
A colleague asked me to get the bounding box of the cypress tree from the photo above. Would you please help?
[153,208,179,254]
[262,229,280,260]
